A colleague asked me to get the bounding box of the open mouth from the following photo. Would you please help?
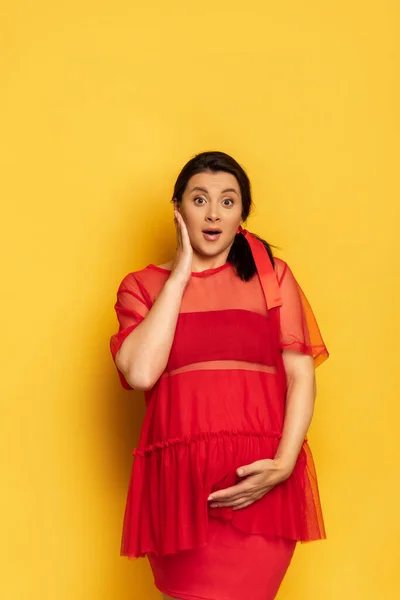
[202,229,222,241]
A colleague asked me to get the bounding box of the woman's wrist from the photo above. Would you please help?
[164,275,188,296]
[272,456,296,480]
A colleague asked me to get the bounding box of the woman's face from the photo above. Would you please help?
[174,170,243,259]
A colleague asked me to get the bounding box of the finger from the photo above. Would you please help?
[214,485,275,509]
[174,211,182,248]
[232,486,275,510]
[232,499,256,510]
[237,460,265,478]
[208,481,251,502]
[213,495,260,510]
[208,488,248,503]
[175,211,185,249]
[210,495,249,508]
[176,211,191,250]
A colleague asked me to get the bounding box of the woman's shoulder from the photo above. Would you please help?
[273,256,289,284]
[155,260,174,270]
[127,261,173,278]
[115,261,171,291]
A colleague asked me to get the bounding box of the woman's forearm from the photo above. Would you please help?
[274,356,316,476]
[116,276,186,390]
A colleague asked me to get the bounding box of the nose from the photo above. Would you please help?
[205,211,221,223]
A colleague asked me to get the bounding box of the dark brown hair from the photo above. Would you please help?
[171,151,275,281]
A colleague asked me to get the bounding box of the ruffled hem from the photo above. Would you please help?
[132,429,283,456]
[120,430,326,559]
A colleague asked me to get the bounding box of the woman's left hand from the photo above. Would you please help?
[207,458,293,511]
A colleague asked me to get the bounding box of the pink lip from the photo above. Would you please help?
[203,231,222,242]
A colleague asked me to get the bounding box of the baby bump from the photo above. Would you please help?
[147,367,285,441]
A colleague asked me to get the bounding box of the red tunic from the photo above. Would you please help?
[110,257,329,559]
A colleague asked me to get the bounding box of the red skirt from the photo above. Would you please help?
[148,517,297,600]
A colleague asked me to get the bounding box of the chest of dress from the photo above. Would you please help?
[167,308,280,371]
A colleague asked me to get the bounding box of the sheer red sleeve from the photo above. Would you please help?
[276,260,329,368]
[110,272,152,389]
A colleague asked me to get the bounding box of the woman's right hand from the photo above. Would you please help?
[169,207,193,288]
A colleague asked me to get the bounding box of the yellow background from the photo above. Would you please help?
[1,1,399,598]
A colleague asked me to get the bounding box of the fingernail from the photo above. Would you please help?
[208,495,213,501]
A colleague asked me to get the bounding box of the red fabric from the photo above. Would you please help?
[109,273,151,389]
[110,255,329,559]
[149,518,297,600]
[237,225,282,312]
[277,261,328,368]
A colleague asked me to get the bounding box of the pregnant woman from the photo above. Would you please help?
[110,151,329,600]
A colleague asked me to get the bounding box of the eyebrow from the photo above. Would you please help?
[190,186,239,196]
